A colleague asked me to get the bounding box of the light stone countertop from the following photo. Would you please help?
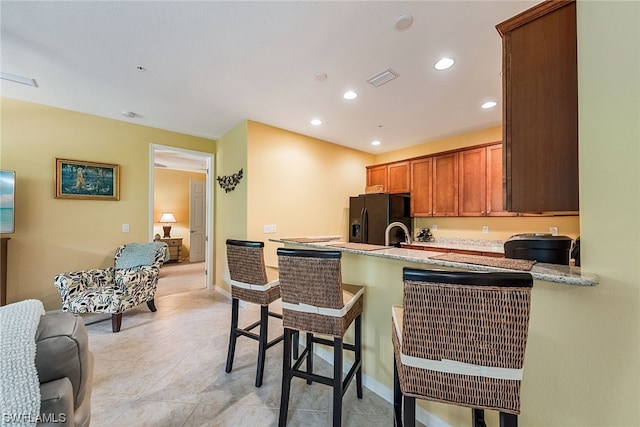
[400,237,506,254]
[270,238,598,287]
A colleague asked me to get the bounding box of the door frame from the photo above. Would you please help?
[149,143,214,289]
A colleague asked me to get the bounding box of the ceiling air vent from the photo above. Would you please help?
[367,68,398,87]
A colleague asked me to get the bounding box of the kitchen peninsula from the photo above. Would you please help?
[269,236,598,417]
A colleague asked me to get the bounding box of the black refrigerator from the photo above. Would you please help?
[349,193,411,246]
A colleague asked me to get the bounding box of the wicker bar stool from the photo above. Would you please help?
[276,248,364,427]
[392,268,533,427]
[225,239,285,387]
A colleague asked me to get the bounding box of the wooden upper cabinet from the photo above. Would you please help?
[458,144,516,217]
[387,161,410,194]
[458,147,487,216]
[486,144,514,216]
[410,157,433,216]
[432,153,458,217]
[366,164,387,192]
[497,0,579,213]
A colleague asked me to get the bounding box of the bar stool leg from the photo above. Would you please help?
[332,337,344,427]
[393,358,403,427]
[293,331,299,360]
[306,332,314,384]
[403,395,416,427]
[473,409,487,427]
[225,298,239,373]
[499,412,518,427]
[355,314,363,398]
[279,328,294,427]
[255,304,269,387]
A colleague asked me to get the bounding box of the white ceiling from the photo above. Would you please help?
[1,0,537,164]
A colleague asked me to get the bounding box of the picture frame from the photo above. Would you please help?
[55,158,120,200]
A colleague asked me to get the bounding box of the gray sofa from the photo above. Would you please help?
[35,312,93,427]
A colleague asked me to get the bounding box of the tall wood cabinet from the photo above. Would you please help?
[497,0,579,212]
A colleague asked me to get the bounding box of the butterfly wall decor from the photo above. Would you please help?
[217,168,243,193]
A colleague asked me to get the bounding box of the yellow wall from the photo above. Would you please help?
[246,121,375,267]
[0,98,214,309]
[153,168,206,260]
[214,121,249,293]
[213,120,374,291]
[524,1,639,425]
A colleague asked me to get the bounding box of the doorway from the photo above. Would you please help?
[149,144,214,288]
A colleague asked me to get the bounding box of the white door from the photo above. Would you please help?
[189,180,206,262]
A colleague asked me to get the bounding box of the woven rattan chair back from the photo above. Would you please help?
[277,248,344,309]
[396,268,533,417]
[226,239,280,306]
[277,248,356,337]
[226,239,269,285]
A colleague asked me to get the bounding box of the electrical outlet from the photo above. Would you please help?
[122,224,130,233]
[482,225,489,234]
[550,226,558,236]
[263,224,277,234]
[431,224,438,231]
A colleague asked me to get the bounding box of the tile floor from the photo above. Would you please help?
[86,262,399,427]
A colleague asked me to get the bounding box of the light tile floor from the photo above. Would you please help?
[86,262,398,427]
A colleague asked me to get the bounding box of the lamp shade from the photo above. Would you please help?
[159,212,177,223]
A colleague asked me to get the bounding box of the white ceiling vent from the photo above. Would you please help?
[367,68,398,87]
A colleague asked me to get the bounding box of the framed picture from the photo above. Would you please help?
[55,158,120,200]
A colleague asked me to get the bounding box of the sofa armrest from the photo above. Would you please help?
[35,313,92,413]
[39,378,73,427]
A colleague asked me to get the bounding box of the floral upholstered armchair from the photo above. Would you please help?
[54,242,169,332]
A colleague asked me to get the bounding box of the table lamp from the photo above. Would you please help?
[159,212,177,238]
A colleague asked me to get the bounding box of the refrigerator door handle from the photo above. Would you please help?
[362,208,368,243]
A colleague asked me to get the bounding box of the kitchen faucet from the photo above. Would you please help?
[385,222,411,246]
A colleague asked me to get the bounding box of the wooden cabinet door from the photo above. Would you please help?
[458,147,487,216]
[497,0,579,212]
[486,144,516,216]
[366,164,387,192]
[410,157,433,217]
[432,153,458,216]
[387,161,410,193]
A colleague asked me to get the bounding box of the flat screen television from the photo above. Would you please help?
[0,170,16,234]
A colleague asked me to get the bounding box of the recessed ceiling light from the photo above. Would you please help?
[371,140,381,146]
[343,90,358,100]
[481,101,498,109]
[394,14,414,31]
[434,57,455,70]
[310,118,322,126]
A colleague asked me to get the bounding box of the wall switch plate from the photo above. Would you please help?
[482,225,489,233]
[263,224,277,234]
[431,224,438,231]
[550,226,558,236]
[122,224,130,233]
